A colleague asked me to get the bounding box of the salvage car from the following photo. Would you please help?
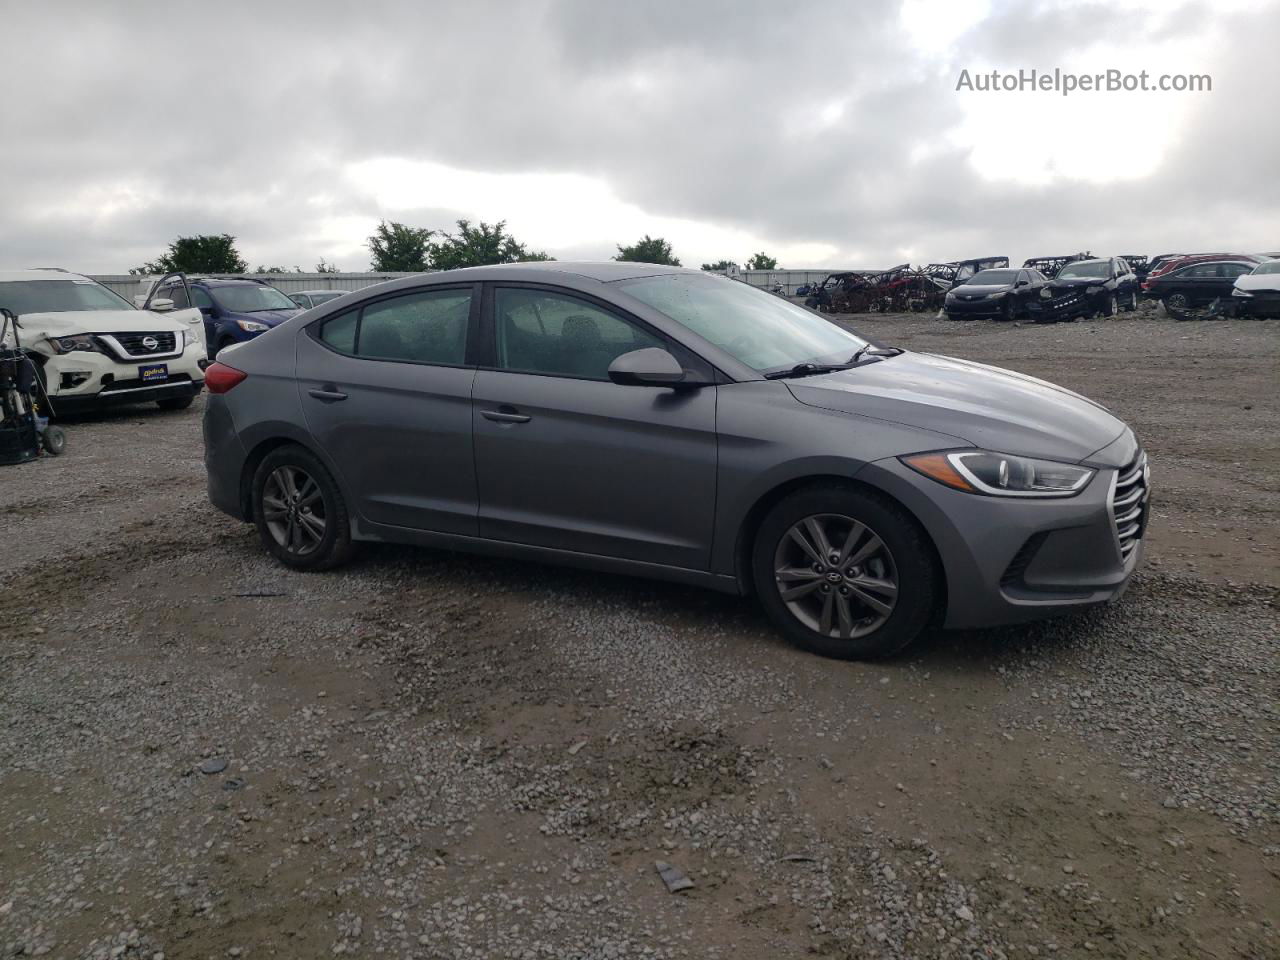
[1143,257,1258,315]
[1021,253,1091,280]
[944,268,1047,320]
[1231,259,1280,317]
[0,270,206,412]
[203,262,1149,661]
[1027,258,1139,322]
[144,276,300,358]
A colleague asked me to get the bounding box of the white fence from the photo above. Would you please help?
[90,272,426,303]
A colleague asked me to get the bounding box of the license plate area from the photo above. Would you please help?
[138,363,168,383]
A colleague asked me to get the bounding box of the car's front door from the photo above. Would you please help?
[471,284,719,570]
[296,284,481,534]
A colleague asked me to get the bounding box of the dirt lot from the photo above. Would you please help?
[1,310,1276,960]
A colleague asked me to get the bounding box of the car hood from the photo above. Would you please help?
[231,309,299,326]
[1047,276,1106,289]
[11,309,189,338]
[786,351,1128,465]
[1234,273,1280,292]
[948,283,1010,297]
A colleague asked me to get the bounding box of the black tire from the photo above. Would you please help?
[1101,293,1118,318]
[157,395,195,411]
[41,425,67,456]
[1124,290,1138,312]
[251,445,354,571]
[999,298,1014,322]
[751,483,940,660]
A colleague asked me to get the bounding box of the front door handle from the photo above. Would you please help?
[308,386,348,402]
[481,407,531,424]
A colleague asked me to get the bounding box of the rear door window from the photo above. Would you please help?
[316,288,473,365]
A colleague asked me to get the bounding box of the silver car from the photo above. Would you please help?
[203,262,1149,659]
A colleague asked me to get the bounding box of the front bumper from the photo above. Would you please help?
[945,297,1007,317]
[40,339,206,412]
[859,451,1149,630]
[1026,288,1102,321]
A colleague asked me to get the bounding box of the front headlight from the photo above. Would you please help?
[1232,288,1253,297]
[235,319,270,333]
[985,291,1007,299]
[49,334,99,354]
[1085,285,1103,294]
[902,450,1095,498]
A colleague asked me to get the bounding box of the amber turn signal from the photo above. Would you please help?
[901,453,977,492]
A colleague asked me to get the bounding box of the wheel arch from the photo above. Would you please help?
[732,473,948,616]
[237,434,332,521]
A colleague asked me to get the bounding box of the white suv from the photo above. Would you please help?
[0,270,207,413]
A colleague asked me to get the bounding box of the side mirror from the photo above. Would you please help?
[608,347,692,387]
[149,297,174,312]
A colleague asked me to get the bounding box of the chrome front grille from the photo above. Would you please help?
[1111,451,1149,559]
[95,331,180,360]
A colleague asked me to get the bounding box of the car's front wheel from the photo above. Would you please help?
[751,484,940,660]
[251,445,353,570]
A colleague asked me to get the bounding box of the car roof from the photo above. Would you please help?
[418,261,698,283]
[293,289,346,296]
[0,269,93,282]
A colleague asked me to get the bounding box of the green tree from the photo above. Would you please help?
[429,219,552,270]
[701,260,736,272]
[253,265,292,274]
[315,258,340,274]
[367,220,433,272]
[132,234,247,275]
[745,252,778,270]
[615,235,680,266]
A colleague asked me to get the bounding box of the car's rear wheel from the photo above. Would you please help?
[751,484,940,660]
[1163,292,1191,318]
[252,445,353,570]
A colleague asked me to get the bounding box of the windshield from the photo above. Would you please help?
[210,284,298,313]
[1057,261,1111,279]
[970,270,1019,285]
[1251,260,1280,275]
[0,278,133,315]
[618,274,868,374]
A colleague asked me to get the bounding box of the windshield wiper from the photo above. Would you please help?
[849,344,904,364]
[764,362,851,380]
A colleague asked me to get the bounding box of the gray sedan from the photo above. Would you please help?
[202,262,1149,659]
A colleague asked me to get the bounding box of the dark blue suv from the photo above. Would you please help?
[158,277,301,357]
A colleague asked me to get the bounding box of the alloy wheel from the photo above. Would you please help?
[773,513,899,640]
[262,465,326,555]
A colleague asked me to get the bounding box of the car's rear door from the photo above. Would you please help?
[296,283,481,534]
[471,283,718,570]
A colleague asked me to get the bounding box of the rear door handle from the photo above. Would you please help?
[308,386,348,402]
[481,407,531,424]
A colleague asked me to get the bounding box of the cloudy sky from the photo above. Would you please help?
[3,0,1277,274]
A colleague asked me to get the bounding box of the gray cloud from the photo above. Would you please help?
[1,0,1276,273]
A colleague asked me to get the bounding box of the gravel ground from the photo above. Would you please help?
[1,309,1276,959]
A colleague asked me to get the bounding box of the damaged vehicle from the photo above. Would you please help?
[0,270,206,413]
[1027,258,1139,322]
[944,267,1048,321]
[1231,259,1280,317]
[1021,253,1092,280]
[1144,257,1258,317]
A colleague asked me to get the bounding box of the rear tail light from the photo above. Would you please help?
[1141,281,1151,291]
[204,362,247,394]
